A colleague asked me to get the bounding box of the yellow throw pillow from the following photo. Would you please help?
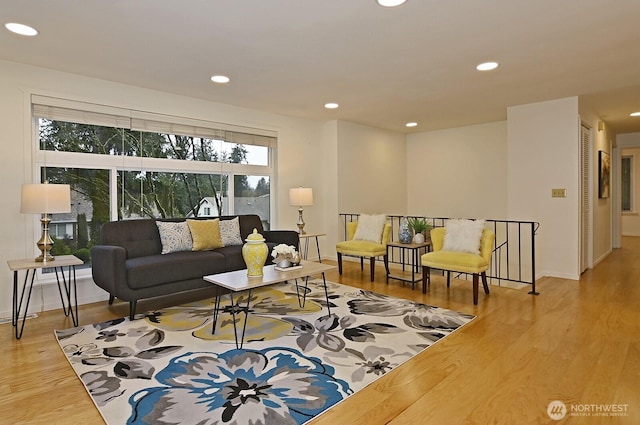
[187,219,224,251]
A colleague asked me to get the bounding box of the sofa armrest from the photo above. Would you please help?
[263,230,300,248]
[90,245,128,299]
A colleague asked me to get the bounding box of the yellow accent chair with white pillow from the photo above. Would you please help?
[336,217,391,282]
[421,225,495,305]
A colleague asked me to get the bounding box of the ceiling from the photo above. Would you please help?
[2,0,639,134]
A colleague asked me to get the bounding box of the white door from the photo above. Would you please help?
[580,124,591,273]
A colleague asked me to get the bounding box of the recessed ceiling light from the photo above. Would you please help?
[630,112,640,117]
[4,22,38,36]
[476,61,499,71]
[377,0,407,7]
[210,75,230,84]
[405,122,418,127]
[324,102,339,109]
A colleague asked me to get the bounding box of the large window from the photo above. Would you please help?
[33,95,276,266]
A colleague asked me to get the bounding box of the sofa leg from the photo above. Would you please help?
[108,295,115,305]
[337,253,343,275]
[447,271,451,287]
[473,274,479,305]
[481,271,490,294]
[360,257,364,271]
[129,301,137,320]
[369,257,376,281]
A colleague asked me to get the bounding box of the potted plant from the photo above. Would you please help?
[407,217,432,244]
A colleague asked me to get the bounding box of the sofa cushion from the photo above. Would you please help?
[219,216,243,246]
[233,214,265,240]
[187,219,224,251]
[126,251,227,290]
[100,219,162,259]
[156,220,193,254]
[213,245,247,271]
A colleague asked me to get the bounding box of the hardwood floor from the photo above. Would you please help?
[2,238,639,424]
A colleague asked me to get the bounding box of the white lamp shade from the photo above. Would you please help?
[289,187,313,206]
[21,183,71,214]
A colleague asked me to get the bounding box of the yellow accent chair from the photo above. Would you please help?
[421,227,495,304]
[336,221,391,282]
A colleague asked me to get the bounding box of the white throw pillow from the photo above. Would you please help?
[442,219,486,254]
[156,221,193,254]
[353,214,387,243]
[219,216,243,246]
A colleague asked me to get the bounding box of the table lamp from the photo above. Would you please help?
[21,182,71,262]
[289,187,313,234]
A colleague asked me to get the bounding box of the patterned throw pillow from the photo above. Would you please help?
[353,214,387,243]
[187,219,224,251]
[219,216,243,246]
[156,221,193,254]
[442,219,486,254]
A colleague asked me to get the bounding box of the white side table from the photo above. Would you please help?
[7,255,83,339]
[298,232,325,263]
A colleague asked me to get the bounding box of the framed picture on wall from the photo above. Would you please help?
[599,150,610,198]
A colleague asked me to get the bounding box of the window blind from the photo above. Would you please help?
[32,95,277,148]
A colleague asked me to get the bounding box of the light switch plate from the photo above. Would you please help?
[551,188,567,198]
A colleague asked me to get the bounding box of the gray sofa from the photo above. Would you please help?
[90,214,298,319]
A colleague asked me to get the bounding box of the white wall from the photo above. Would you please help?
[0,59,329,318]
[321,121,340,261]
[336,121,407,217]
[406,121,508,218]
[507,97,581,280]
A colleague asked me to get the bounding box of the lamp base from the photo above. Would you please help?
[35,253,55,262]
[35,214,56,262]
[297,207,306,234]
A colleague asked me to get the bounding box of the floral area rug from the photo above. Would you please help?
[55,279,475,425]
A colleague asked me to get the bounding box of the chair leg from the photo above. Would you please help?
[383,255,389,276]
[422,266,430,293]
[360,257,364,271]
[337,253,343,275]
[369,257,376,282]
[481,271,490,294]
[108,295,115,305]
[446,271,451,287]
[472,274,479,305]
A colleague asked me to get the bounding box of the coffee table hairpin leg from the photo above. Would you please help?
[211,287,253,350]
[211,286,222,336]
[293,273,332,318]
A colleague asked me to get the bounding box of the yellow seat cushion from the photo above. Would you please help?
[336,239,386,257]
[421,251,488,274]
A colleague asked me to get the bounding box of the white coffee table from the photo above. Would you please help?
[204,260,335,348]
